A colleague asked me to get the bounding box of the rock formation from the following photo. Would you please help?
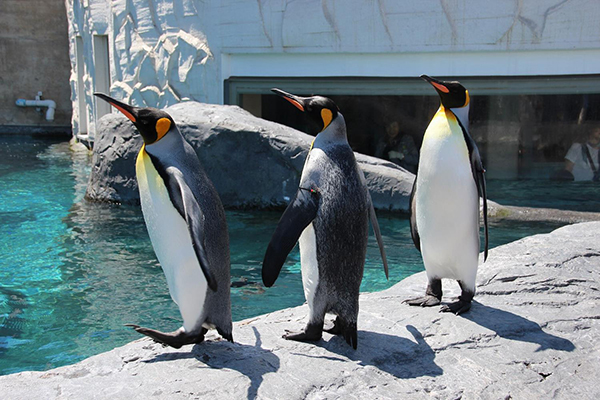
[85,101,414,212]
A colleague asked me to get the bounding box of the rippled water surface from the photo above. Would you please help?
[0,136,576,375]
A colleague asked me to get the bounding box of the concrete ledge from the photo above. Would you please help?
[0,124,71,137]
[2,222,599,399]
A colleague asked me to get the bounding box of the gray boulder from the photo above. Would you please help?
[2,221,599,398]
[85,102,414,211]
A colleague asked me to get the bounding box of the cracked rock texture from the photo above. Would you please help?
[85,101,413,211]
[2,222,599,399]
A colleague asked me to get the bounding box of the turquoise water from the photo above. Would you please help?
[0,136,575,376]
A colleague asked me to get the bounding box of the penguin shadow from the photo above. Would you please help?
[464,301,575,352]
[143,327,279,400]
[299,324,443,379]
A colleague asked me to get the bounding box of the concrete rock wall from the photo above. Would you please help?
[0,0,71,130]
[65,0,600,136]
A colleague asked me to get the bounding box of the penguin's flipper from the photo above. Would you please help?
[457,122,489,261]
[367,194,389,279]
[477,167,489,261]
[262,187,320,287]
[409,176,421,252]
[155,163,218,292]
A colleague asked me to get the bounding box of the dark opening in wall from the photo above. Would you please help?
[227,76,600,180]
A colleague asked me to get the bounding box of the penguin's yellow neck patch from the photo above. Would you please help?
[435,106,456,122]
[321,108,333,131]
[463,90,470,108]
[137,144,166,191]
[426,106,461,140]
[435,106,447,119]
[155,118,171,142]
[136,145,148,172]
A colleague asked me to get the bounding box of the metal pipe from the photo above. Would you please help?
[15,97,57,121]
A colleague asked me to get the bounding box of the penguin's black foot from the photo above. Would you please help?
[217,327,234,343]
[403,295,441,307]
[440,299,472,315]
[125,324,206,349]
[324,317,343,335]
[324,317,358,349]
[283,322,322,343]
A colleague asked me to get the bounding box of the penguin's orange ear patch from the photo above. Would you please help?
[464,90,471,107]
[156,118,171,141]
[431,81,450,93]
[321,108,333,131]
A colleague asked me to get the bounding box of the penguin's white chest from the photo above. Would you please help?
[416,112,479,278]
[136,149,207,332]
[297,149,324,311]
[299,223,319,309]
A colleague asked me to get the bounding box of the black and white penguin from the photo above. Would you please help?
[405,75,488,315]
[262,89,389,349]
[94,93,233,347]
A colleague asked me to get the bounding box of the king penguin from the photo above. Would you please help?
[94,93,233,347]
[405,75,488,315]
[262,89,389,349]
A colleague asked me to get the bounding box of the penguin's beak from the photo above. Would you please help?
[420,75,450,94]
[271,88,306,112]
[94,93,138,123]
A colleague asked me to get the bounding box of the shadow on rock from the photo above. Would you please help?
[143,327,279,400]
[307,324,443,379]
[466,301,575,352]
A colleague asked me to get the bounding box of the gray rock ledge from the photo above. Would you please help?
[85,101,413,211]
[2,222,599,399]
[488,201,600,224]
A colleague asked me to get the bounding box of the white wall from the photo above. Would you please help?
[65,0,600,136]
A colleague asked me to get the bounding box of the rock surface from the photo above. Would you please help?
[85,101,414,211]
[2,222,599,399]
[488,201,600,224]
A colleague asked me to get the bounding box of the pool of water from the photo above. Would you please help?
[0,135,577,375]
[487,178,600,212]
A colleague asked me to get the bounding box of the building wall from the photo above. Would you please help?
[66,0,600,137]
[0,0,72,132]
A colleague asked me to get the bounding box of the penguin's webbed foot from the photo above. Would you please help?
[441,282,474,314]
[283,322,322,343]
[125,324,206,349]
[403,295,441,307]
[440,299,472,315]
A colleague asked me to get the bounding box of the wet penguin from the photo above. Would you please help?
[262,89,389,349]
[405,75,488,315]
[95,93,233,347]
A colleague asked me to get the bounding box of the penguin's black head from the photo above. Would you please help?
[94,93,175,145]
[421,75,470,109]
[271,88,339,132]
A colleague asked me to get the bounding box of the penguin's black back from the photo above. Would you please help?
[311,144,369,314]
